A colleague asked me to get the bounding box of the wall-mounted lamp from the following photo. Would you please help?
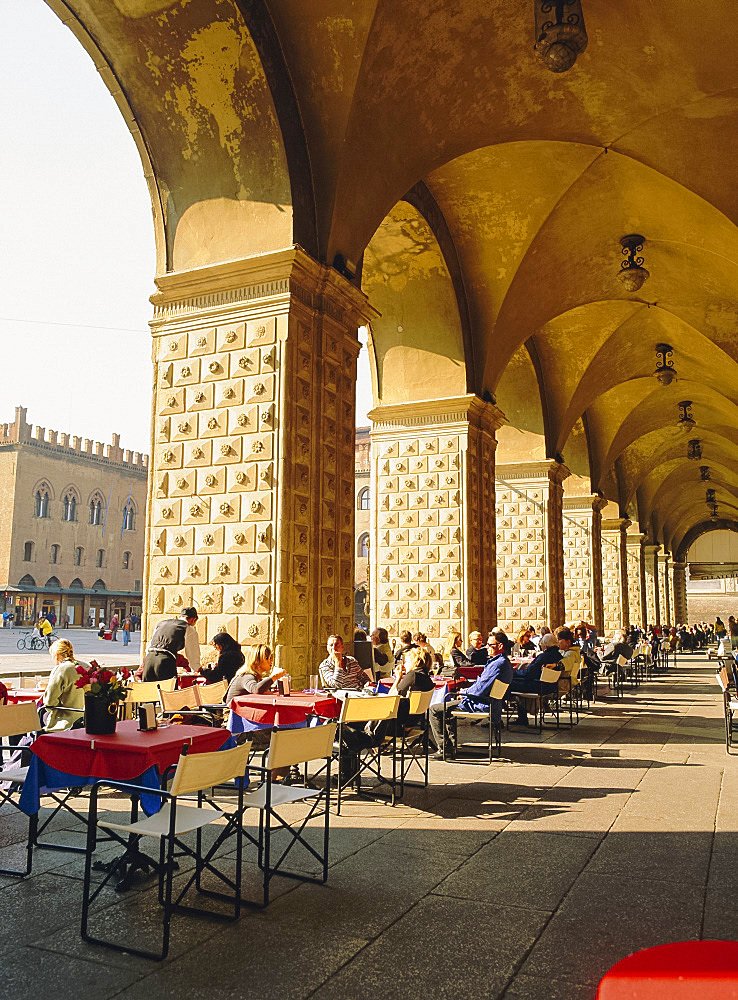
[706,488,716,505]
[618,234,650,292]
[699,466,711,482]
[677,400,696,433]
[687,439,702,461]
[534,0,588,73]
[654,343,676,386]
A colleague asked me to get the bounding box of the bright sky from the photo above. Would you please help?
[2,2,372,457]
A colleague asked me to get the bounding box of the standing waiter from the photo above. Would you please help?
[142,607,201,681]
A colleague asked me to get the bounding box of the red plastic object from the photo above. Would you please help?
[597,941,738,999]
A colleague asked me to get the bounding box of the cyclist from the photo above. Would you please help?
[38,615,53,648]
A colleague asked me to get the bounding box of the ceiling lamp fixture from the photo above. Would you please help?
[706,489,716,505]
[677,400,696,433]
[700,466,711,482]
[687,439,702,461]
[534,0,588,73]
[708,500,719,522]
[654,343,677,386]
[618,234,650,292]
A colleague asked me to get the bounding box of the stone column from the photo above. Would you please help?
[145,247,371,683]
[643,544,661,625]
[562,495,607,632]
[495,461,570,633]
[626,529,646,626]
[369,396,504,644]
[601,517,631,635]
[672,560,688,624]
[658,552,672,625]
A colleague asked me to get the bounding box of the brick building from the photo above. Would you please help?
[0,406,148,627]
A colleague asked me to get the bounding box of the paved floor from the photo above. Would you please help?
[2,654,734,999]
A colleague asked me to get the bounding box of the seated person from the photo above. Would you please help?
[200,631,245,684]
[556,627,582,675]
[43,638,87,731]
[225,644,285,701]
[413,631,436,658]
[319,634,371,690]
[445,631,472,677]
[393,630,418,670]
[512,628,536,656]
[370,627,393,675]
[466,630,488,665]
[510,632,563,725]
[598,630,634,673]
[392,646,435,729]
[429,630,514,757]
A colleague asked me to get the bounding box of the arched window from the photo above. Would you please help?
[96,549,104,568]
[50,544,60,564]
[74,546,83,566]
[18,574,36,588]
[23,541,33,562]
[62,490,78,522]
[92,579,106,591]
[89,493,104,526]
[358,532,370,559]
[122,551,131,570]
[122,501,136,531]
[357,487,370,510]
[45,576,61,589]
[35,489,50,518]
[69,578,84,590]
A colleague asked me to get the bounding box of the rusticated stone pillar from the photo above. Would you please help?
[643,544,660,626]
[658,552,672,625]
[369,396,504,643]
[144,248,372,683]
[601,517,631,635]
[495,461,570,633]
[562,495,607,632]
[672,560,688,623]
[626,529,646,626]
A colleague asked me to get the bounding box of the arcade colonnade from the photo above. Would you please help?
[49,1,738,681]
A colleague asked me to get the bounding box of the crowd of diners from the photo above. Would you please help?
[19,608,734,761]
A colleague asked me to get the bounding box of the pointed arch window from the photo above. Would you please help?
[89,494,104,526]
[23,541,33,562]
[35,489,50,518]
[358,487,370,510]
[50,544,60,565]
[62,491,78,522]
[74,546,83,566]
[122,551,131,570]
[96,549,104,568]
[123,501,136,531]
[358,533,370,559]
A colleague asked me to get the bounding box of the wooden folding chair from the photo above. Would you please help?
[398,687,434,794]
[81,740,251,961]
[445,679,509,762]
[514,667,562,733]
[0,703,41,876]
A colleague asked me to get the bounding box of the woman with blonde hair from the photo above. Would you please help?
[225,644,286,702]
[43,638,88,731]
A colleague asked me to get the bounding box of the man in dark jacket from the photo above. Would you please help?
[466,630,488,665]
[142,607,200,681]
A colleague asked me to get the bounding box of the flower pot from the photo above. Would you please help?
[84,693,118,735]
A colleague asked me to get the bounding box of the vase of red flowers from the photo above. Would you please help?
[76,660,132,735]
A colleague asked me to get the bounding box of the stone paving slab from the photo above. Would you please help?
[2,656,735,999]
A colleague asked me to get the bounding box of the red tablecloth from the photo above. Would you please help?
[178,673,206,688]
[229,693,340,727]
[30,719,229,782]
[597,941,738,998]
[6,688,43,704]
[457,665,483,681]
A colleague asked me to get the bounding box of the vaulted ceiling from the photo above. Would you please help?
[52,0,738,556]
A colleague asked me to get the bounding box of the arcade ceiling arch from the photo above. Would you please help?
[50,0,738,553]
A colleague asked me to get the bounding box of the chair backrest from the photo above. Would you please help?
[717,667,729,693]
[616,654,628,667]
[0,702,40,739]
[489,679,509,700]
[160,687,199,712]
[267,722,337,770]
[407,687,434,714]
[568,660,581,685]
[127,678,175,705]
[339,694,400,724]
[170,741,252,796]
[540,666,561,684]
[196,679,228,705]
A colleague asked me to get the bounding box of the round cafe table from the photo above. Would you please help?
[228,692,340,733]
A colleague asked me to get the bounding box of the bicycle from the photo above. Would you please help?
[16,631,46,651]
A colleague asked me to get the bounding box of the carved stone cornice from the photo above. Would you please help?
[149,245,376,332]
[602,517,632,533]
[368,395,506,435]
[563,495,609,514]
[496,460,570,486]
